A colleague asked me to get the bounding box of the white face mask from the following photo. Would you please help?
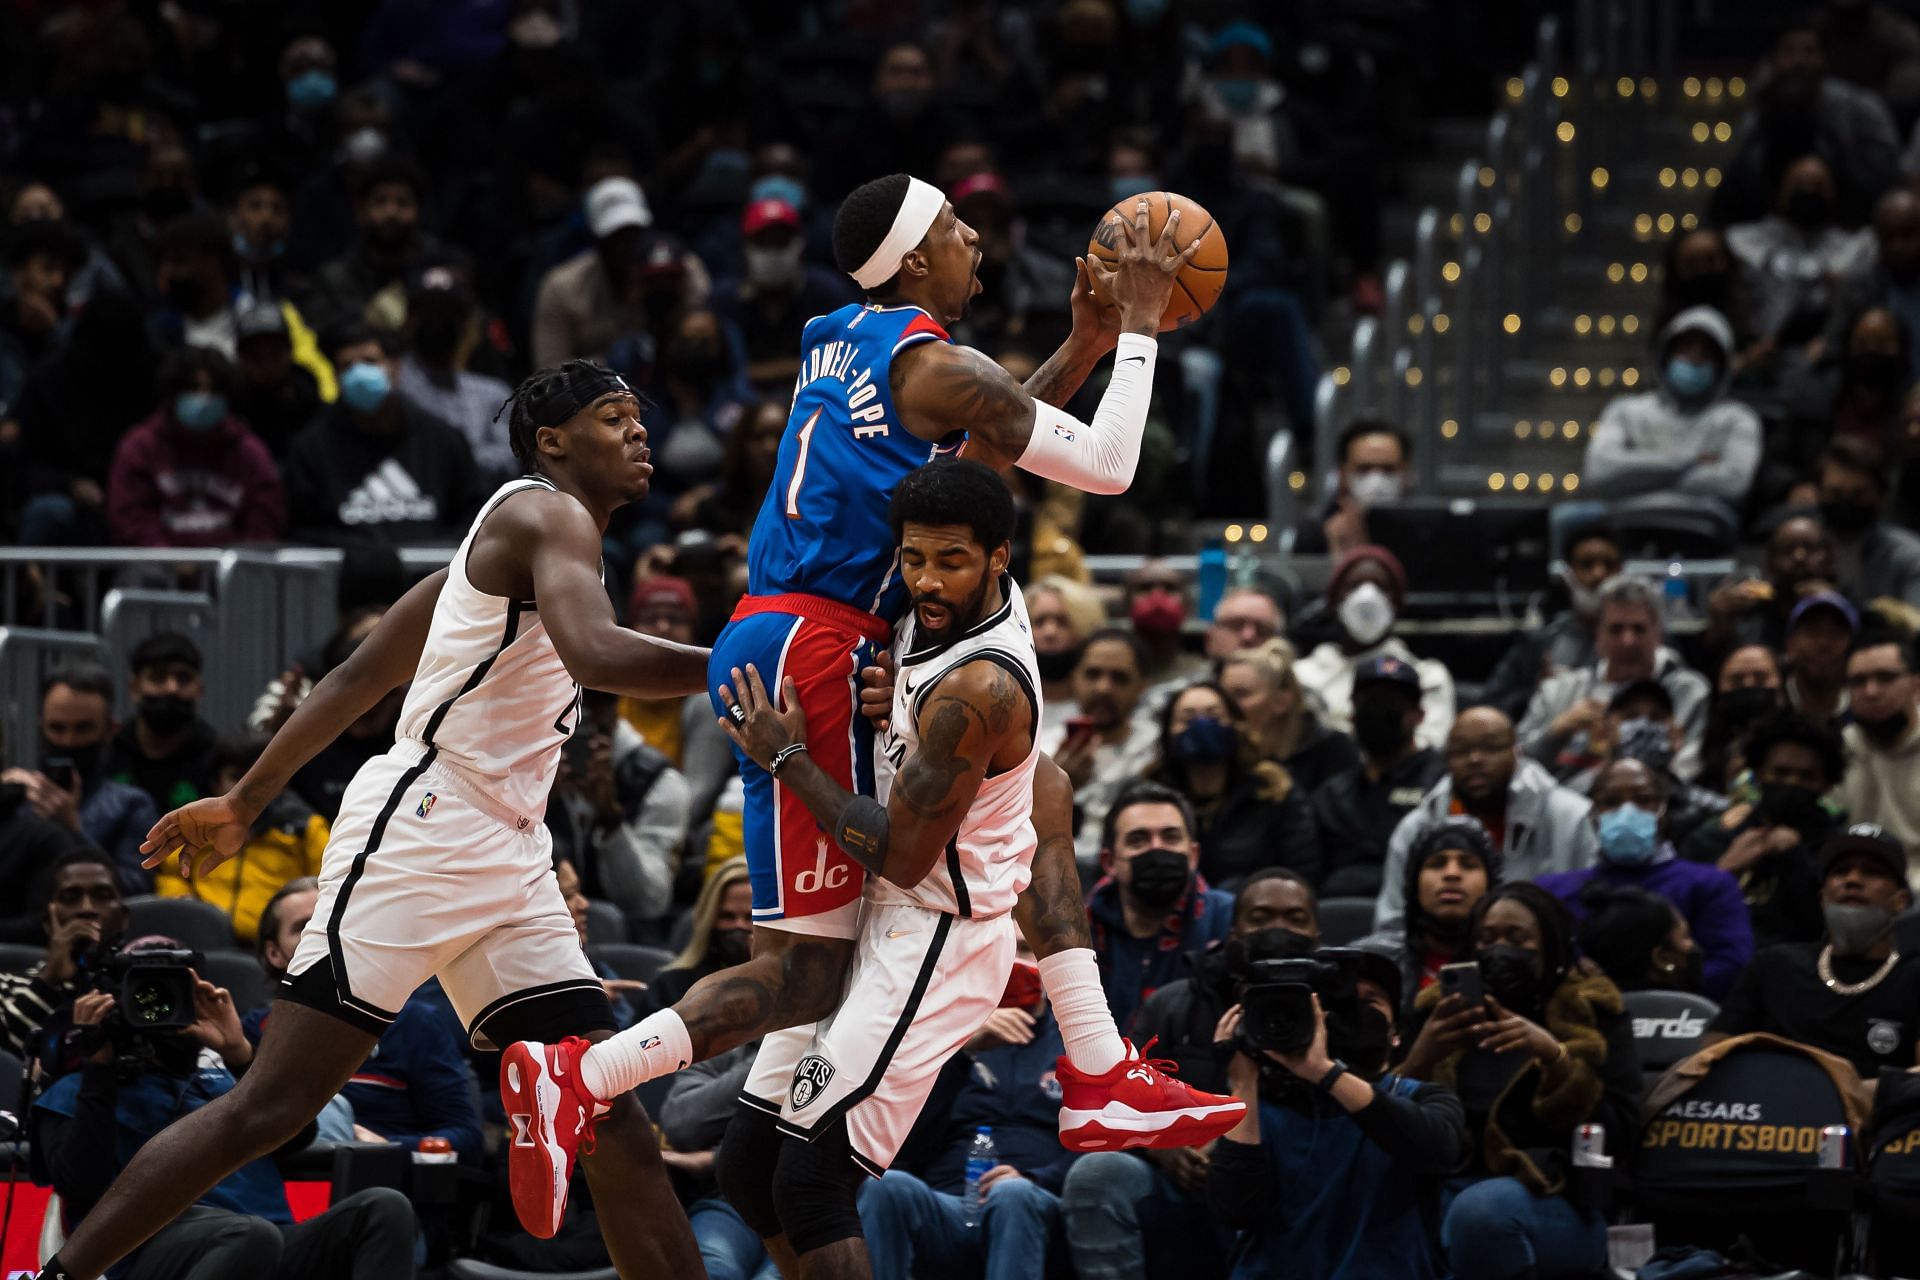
[745,241,804,290]
[1347,469,1404,508]
[1338,581,1396,647]
[1564,568,1603,620]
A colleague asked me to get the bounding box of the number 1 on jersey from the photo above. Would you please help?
[784,407,823,519]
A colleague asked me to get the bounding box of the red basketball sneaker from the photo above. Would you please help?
[1056,1039,1245,1151]
[502,1036,606,1237]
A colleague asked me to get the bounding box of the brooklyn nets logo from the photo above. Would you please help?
[791,1055,835,1109]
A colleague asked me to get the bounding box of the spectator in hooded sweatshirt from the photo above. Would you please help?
[1295,546,1456,753]
[1518,575,1712,781]
[106,345,285,548]
[1536,757,1754,1000]
[283,324,479,544]
[1373,709,1597,939]
[1580,304,1762,515]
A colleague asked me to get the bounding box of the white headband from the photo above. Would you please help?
[849,177,945,289]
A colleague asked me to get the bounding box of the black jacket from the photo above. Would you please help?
[1312,748,1447,898]
[283,398,479,544]
[1130,948,1237,1094]
[1285,715,1363,795]
[104,717,219,817]
[1680,809,1839,950]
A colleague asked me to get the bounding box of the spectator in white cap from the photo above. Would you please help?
[531,175,710,368]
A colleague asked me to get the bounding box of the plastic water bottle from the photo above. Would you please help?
[1197,539,1227,621]
[1662,561,1694,624]
[962,1126,997,1226]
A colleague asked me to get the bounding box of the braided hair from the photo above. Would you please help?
[495,359,632,473]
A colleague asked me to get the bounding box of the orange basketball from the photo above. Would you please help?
[1086,191,1230,331]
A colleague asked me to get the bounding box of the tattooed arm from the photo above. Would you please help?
[1014,755,1093,957]
[718,659,1030,890]
[890,199,1196,484]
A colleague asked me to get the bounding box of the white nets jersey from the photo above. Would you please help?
[872,577,1041,918]
[394,476,581,822]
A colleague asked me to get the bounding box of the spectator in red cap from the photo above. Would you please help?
[709,195,854,390]
[1295,545,1456,751]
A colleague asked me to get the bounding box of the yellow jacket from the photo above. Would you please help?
[157,794,329,944]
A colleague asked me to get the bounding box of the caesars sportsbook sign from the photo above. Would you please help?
[1638,1048,1854,1192]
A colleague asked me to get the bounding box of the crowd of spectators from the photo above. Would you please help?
[7,1,1920,1279]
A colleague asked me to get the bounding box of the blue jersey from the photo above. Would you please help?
[746,303,963,622]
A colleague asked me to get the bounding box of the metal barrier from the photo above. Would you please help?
[0,628,110,761]
[1264,428,1300,549]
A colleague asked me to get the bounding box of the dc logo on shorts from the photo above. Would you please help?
[416,792,436,819]
[791,1055,835,1110]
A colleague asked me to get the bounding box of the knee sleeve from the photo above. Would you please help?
[771,1120,870,1256]
[716,1106,786,1241]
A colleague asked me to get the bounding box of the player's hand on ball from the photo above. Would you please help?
[1108,199,1203,334]
[141,795,250,880]
[1068,256,1121,354]
[718,663,808,768]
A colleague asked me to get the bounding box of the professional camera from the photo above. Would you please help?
[1236,957,1350,1055]
[73,941,204,1075]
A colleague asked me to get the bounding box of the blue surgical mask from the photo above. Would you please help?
[173,391,226,432]
[1597,803,1661,866]
[233,231,284,262]
[1214,77,1260,113]
[1170,714,1236,765]
[749,175,807,211]
[1664,355,1717,400]
[1111,174,1157,206]
[339,361,392,414]
[286,69,337,110]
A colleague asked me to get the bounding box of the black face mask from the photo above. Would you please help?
[1125,847,1192,909]
[1352,700,1412,760]
[1477,944,1544,1015]
[1784,190,1833,230]
[1717,685,1781,733]
[709,927,751,967]
[1224,926,1316,981]
[40,739,102,786]
[1035,646,1082,683]
[1821,498,1879,535]
[1854,708,1912,745]
[1326,1003,1394,1079]
[137,693,196,736]
[1847,351,1907,394]
[1758,781,1825,832]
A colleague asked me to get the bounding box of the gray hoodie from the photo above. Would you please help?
[1581,305,1762,508]
[1371,757,1597,938]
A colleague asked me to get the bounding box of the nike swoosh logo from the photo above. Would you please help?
[1120,356,1146,366]
[885,927,915,939]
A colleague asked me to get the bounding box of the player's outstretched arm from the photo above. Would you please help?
[1013,755,1092,957]
[893,199,1197,493]
[527,498,711,699]
[143,567,451,877]
[719,659,1026,889]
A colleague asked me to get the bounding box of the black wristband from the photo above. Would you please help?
[768,743,809,777]
[1315,1059,1348,1094]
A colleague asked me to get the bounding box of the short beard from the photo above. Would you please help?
[914,574,992,646]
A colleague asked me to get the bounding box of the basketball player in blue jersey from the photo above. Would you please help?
[505,176,1234,1245]
[34,362,712,1280]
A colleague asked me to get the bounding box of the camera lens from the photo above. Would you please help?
[128,978,177,1025]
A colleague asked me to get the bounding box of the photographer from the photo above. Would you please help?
[31,938,416,1279]
[1207,948,1468,1280]
[1,849,126,1063]
[1399,884,1640,1280]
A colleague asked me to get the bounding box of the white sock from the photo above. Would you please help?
[1038,948,1126,1074]
[579,1008,692,1098]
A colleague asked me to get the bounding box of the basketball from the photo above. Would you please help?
[1086,191,1230,331]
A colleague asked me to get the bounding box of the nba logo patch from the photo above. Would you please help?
[1052,424,1076,443]
[416,792,436,819]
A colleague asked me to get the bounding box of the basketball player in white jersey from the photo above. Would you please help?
[34,361,711,1280]
[707,460,1243,1277]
